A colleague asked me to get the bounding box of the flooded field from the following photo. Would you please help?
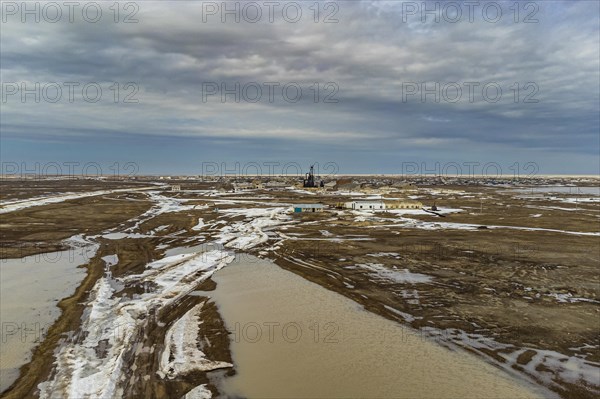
[3,0,600,396]
[0,244,96,392]
[0,178,598,399]
[211,256,552,398]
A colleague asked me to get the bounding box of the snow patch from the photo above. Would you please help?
[547,292,600,304]
[192,218,205,231]
[38,250,234,398]
[0,187,154,214]
[357,263,432,284]
[159,302,232,379]
[182,385,212,399]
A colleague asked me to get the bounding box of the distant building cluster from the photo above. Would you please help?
[293,199,423,213]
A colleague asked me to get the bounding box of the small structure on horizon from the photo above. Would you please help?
[171,184,181,192]
[251,180,264,189]
[303,165,324,188]
[265,181,288,188]
[335,180,360,192]
[233,181,262,191]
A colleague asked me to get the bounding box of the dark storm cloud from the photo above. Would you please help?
[1,0,598,173]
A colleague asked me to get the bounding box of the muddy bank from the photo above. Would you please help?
[0,245,95,392]
[0,238,160,399]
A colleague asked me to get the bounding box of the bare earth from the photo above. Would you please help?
[0,177,598,399]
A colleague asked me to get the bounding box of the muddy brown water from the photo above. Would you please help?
[0,246,95,393]
[210,255,553,399]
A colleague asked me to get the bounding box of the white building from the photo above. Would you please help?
[343,200,386,211]
[293,204,325,213]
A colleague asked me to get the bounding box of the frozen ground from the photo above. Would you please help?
[0,187,154,214]
[3,179,598,399]
[36,196,294,398]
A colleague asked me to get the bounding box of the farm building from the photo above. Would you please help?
[385,200,423,209]
[293,204,325,213]
[265,181,288,188]
[361,186,394,195]
[233,181,262,191]
[342,200,386,211]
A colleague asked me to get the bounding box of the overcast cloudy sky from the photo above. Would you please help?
[1,0,598,176]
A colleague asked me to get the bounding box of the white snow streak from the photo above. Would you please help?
[0,187,154,214]
[159,302,232,379]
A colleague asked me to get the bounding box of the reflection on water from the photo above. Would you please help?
[210,256,551,399]
[0,246,95,393]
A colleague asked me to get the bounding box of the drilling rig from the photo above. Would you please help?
[303,165,323,188]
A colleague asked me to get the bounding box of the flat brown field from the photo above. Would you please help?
[0,179,151,202]
[1,178,598,399]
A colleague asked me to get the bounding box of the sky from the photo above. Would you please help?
[1,0,599,177]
